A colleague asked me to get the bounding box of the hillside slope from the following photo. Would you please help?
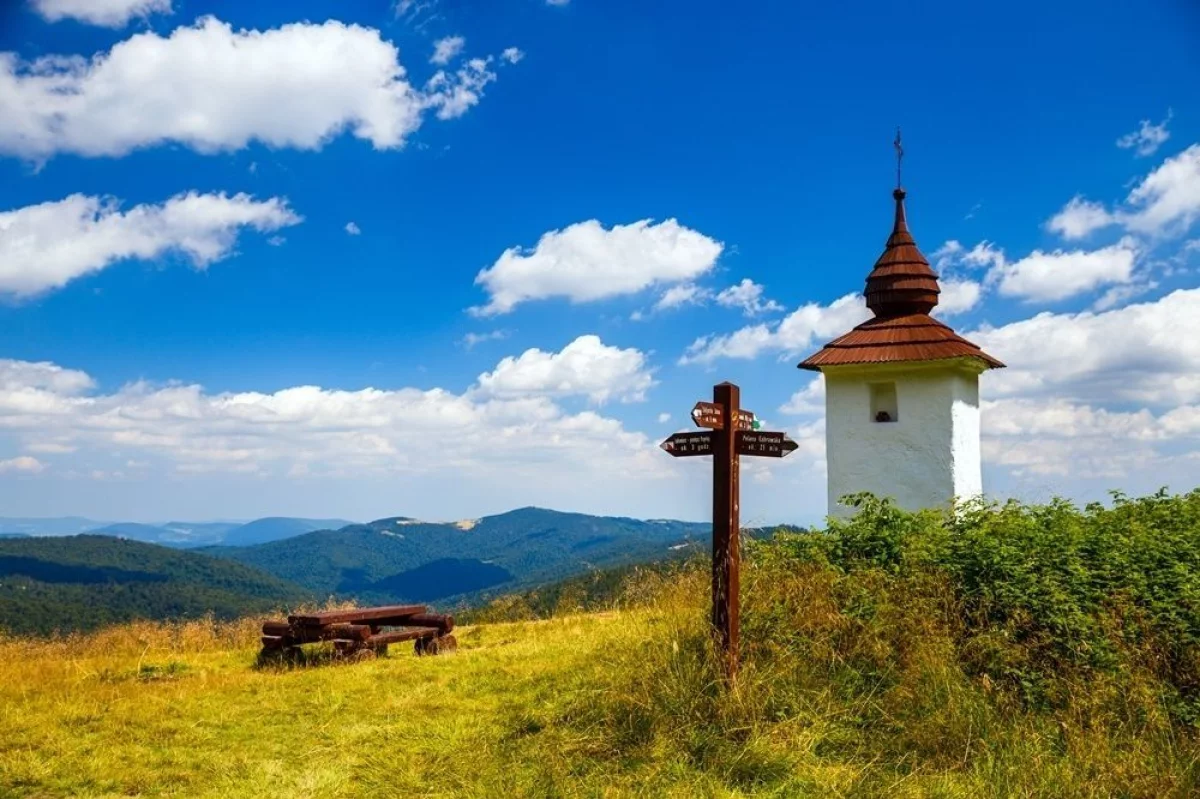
[3,488,1198,797]
[0,535,313,634]
[206,507,716,603]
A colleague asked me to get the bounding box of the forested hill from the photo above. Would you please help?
[0,535,312,635]
[205,507,723,605]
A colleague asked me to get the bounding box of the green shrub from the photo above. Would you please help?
[555,490,1200,795]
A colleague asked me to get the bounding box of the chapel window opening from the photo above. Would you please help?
[870,382,898,423]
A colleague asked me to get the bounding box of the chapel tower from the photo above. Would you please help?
[799,185,1004,518]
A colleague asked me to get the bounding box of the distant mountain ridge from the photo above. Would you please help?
[1,516,356,548]
[1,507,803,634]
[0,517,110,537]
[205,506,780,606]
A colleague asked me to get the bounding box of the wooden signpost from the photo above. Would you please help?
[660,382,799,679]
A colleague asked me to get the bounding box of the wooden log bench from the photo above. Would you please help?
[259,604,456,662]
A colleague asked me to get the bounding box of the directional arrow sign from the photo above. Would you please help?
[691,402,756,431]
[736,431,799,458]
[660,431,714,457]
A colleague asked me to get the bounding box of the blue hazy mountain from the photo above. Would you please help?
[7,517,355,547]
[0,517,110,537]
[221,517,356,547]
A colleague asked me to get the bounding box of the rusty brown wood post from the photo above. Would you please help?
[711,381,740,680]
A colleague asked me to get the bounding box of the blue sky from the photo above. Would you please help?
[1,0,1198,524]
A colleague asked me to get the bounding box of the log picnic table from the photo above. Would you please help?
[260,604,457,662]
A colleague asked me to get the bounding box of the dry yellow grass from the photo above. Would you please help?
[2,560,1197,797]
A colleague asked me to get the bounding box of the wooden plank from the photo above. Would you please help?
[403,613,454,633]
[288,605,426,626]
[262,621,292,637]
[260,635,287,649]
[326,624,372,642]
[283,623,371,644]
[364,627,440,646]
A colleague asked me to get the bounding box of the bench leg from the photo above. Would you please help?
[416,634,457,656]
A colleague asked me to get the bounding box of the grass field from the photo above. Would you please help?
[0,612,648,798]
[4,492,1200,797]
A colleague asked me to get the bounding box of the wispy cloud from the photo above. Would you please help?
[1117,109,1173,157]
[430,35,465,66]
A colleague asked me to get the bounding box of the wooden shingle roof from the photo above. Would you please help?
[799,187,1004,372]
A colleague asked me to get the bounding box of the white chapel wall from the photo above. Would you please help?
[823,364,982,518]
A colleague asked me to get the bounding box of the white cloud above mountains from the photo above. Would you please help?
[31,0,172,27]
[0,336,667,490]
[0,16,518,160]
[0,192,300,296]
[472,219,723,315]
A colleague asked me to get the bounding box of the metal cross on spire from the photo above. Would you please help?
[894,126,904,189]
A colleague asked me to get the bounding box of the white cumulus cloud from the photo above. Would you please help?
[31,0,172,27]
[473,335,654,404]
[472,219,723,316]
[1046,196,1116,240]
[989,239,1139,303]
[679,293,868,365]
[654,283,709,311]
[1046,144,1200,240]
[0,192,300,296]
[969,287,1200,407]
[0,16,510,160]
[715,279,784,317]
[0,456,45,474]
[937,279,983,316]
[0,342,670,492]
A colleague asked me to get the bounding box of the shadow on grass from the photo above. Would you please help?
[253,643,394,671]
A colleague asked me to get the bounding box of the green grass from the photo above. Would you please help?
[4,491,1200,797]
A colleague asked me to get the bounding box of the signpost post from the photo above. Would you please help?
[660,382,799,680]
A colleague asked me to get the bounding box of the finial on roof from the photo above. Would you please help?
[892,186,909,236]
[893,126,904,190]
[864,182,940,318]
